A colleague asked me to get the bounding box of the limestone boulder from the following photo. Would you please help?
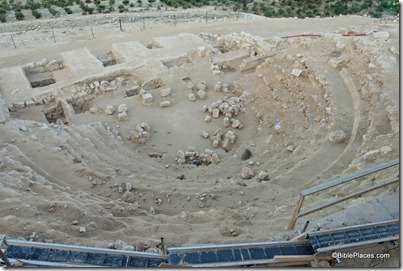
[160,88,172,97]
[118,112,128,121]
[142,93,154,104]
[89,107,99,114]
[258,171,269,180]
[197,90,206,100]
[188,93,197,101]
[197,82,207,91]
[328,130,347,143]
[363,150,380,162]
[380,146,392,155]
[160,100,172,108]
[118,104,128,113]
[291,69,303,77]
[211,153,220,164]
[241,167,254,179]
[122,191,135,203]
[105,105,115,115]
[212,108,220,118]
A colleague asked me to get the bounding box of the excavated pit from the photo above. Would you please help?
[44,103,66,124]
[97,51,119,67]
[23,59,64,88]
[0,18,399,261]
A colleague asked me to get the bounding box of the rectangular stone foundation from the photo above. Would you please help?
[61,47,104,78]
[0,66,32,101]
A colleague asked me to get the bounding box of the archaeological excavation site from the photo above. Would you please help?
[0,13,399,267]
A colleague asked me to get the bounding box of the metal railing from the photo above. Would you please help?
[287,159,400,230]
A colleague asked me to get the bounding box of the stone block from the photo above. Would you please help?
[118,111,128,120]
[160,100,172,108]
[142,93,154,104]
[212,108,220,118]
[160,88,172,97]
[105,105,115,115]
[291,69,303,77]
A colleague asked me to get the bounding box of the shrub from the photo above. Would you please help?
[375,4,385,12]
[80,4,93,13]
[12,2,23,12]
[48,7,59,16]
[360,2,370,10]
[118,4,127,12]
[286,6,293,16]
[391,0,399,12]
[279,7,291,16]
[104,4,113,12]
[15,10,24,20]
[176,174,185,180]
[25,0,41,10]
[97,4,105,12]
[32,9,41,18]
[0,0,11,10]
[64,7,73,13]
[241,149,252,160]
[122,0,129,5]
[368,10,382,18]
[0,13,6,22]
[263,6,274,17]
[333,0,347,15]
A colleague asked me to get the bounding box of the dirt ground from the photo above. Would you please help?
[0,12,399,267]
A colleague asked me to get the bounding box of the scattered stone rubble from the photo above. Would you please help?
[200,31,274,57]
[176,147,220,165]
[241,167,254,179]
[201,129,237,151]
[108,239,134,251]
[201,91,246,130]
[257,170,269,180]
[117,103,128,120]
[128,122,151,141]
[106,238,163,254]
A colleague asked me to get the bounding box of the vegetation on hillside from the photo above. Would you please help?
[0,0,399,22]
